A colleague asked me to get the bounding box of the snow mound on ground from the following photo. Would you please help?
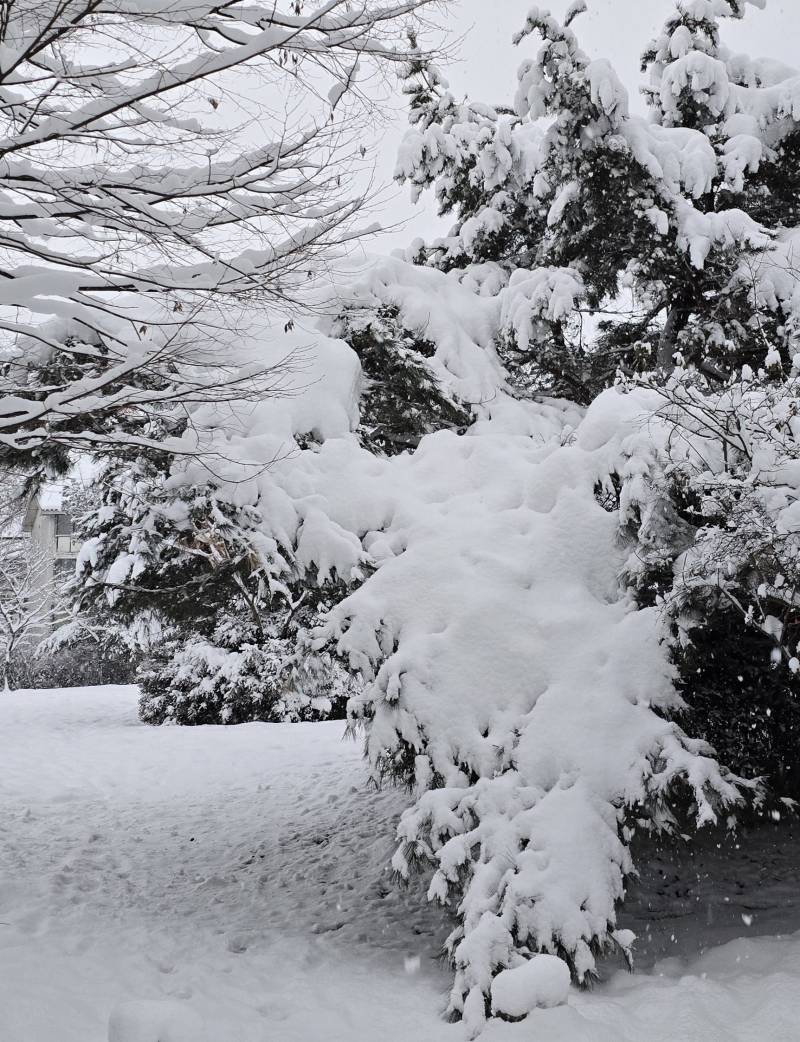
[108,999,206,1042]
[490,955,570,1018]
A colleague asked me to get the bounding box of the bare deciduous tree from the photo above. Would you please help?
[0,536,69,688]
[0,0,439,459]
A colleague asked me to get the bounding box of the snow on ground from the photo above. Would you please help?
[622,817,800,969]
[2,685,800,1042]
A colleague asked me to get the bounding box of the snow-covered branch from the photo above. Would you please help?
[0,0,439,455]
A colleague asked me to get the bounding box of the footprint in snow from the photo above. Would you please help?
[107,999,206,1042]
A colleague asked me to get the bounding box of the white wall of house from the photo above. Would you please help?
[22,493,80,635]
[28,507,57,594]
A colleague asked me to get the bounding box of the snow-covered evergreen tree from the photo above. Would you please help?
[78,457,273,634]
[77,446,359,724]
[318,371,748,1032]
[294,5,800,1028]
[75,321,369,725]
[395,0,800,393]
[637,0,800,370]
[619,363,800,797]
[335,304,473,455]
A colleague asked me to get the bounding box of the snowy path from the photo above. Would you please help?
[2,687,800,1042]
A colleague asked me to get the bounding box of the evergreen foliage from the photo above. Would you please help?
[394,0,800,397]
[77,449,360,725]
[78,457,271,632]
[336,305,473,454]
[674,608,800,798]
[614,367,800,798]
[0,332,183,480]
[138,611,354,726]
[10,637,139,691]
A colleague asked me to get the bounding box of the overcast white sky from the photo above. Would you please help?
[369,0,800,249]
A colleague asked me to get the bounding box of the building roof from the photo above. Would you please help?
[22,481,64,532]
[20,458,99,533]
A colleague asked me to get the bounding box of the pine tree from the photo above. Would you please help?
[395,1,800,393]
[638,0,798,371]
[78,455,277,634]
[78,445,361,725]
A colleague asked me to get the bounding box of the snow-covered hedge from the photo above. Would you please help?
[138,633,353,726]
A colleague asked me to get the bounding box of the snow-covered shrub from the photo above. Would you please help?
[318,384,747,1035]
[138,614,355,726]
[138,638,312,727]
[10,641,138,691]
[622,371,800,797]
[138,636,287,726]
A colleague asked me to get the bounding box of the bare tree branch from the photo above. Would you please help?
[0,0,443,455]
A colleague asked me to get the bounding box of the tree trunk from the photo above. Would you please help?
[657,301,691,370]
